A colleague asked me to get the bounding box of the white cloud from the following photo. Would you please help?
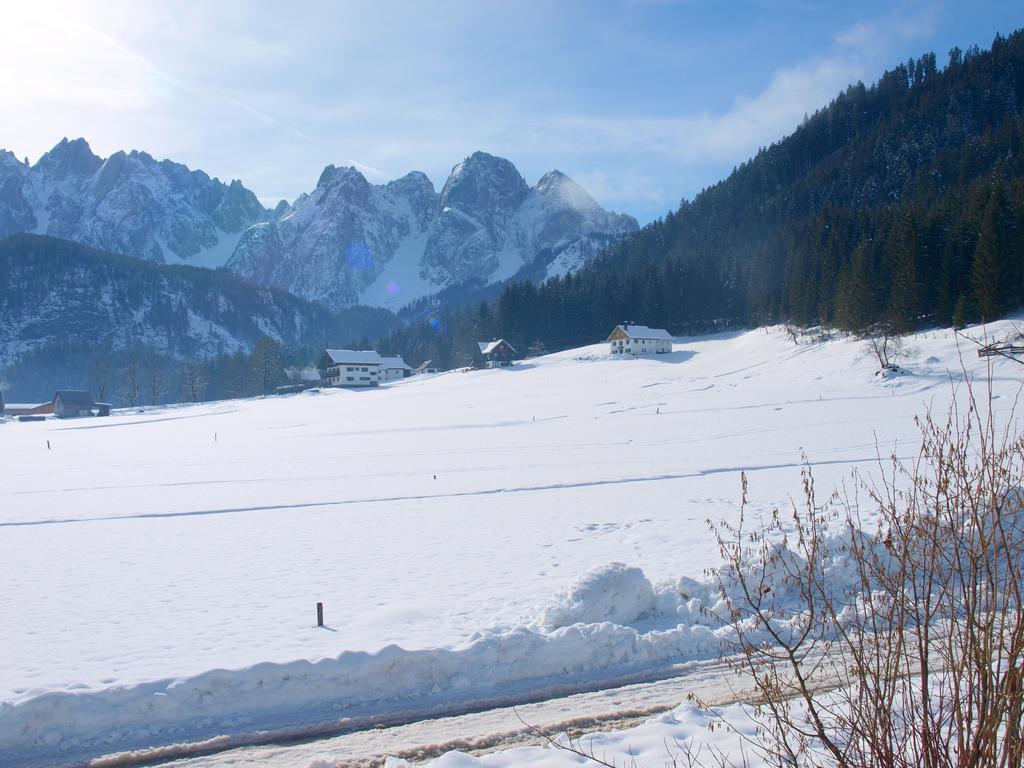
[0,1,958,222]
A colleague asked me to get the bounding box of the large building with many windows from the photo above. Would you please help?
[317,350,383,387]
[606,324,673,355]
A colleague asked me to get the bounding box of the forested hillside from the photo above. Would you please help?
[0,234,395,401]
[380,31,1024,368]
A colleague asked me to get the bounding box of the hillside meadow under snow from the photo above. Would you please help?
[1,320,1021,765]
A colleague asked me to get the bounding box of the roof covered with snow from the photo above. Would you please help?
[321,349,384,366]
[478,339,517,355]
[379,356,412,370]
[613,325,673,341]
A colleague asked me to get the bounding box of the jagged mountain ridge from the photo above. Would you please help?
[0,141,638,312]
[225,151,638,310]
[0,138,269,266]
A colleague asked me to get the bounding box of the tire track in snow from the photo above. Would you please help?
[0,454,909,528]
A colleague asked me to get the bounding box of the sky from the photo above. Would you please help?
[0,1,1020,223]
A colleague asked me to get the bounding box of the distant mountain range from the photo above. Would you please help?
[0,141,637,311]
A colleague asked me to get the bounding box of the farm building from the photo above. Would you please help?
[54,390,95,418]
[317,350,382,388]
[477,339,518,369]
[380,356,413,382]
[607,324,673,355]
[415,360,440,375]
[3,402,55,417]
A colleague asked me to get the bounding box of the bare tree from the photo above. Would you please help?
[88,353,113,402]
[180,361,206,403]
[146,360,165,406]
[120,356,141,407]
[250,337,285,396]
[862,321,913,371]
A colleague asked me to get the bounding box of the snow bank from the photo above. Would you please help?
[0,616,722,767]
[0,519,974,767]
[539,563,656,627]
[3,543,870,766]
[0,540,884,767]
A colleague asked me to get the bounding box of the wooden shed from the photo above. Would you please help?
[54,390,95,418]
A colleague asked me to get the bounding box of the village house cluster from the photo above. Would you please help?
[1,324,675,413]
[313,324,673,390]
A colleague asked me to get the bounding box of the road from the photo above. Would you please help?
[90,656,755,768]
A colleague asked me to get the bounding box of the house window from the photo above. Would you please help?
[346,376,354,382]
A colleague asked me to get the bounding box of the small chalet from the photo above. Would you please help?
[478,339,518,369]
[607,324,673,355]
[415,360,440,376]
[380,356,413,382]
[54,390,95,418]
[318,350,382,388]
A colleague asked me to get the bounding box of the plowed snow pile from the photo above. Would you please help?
[0,321,1017,766]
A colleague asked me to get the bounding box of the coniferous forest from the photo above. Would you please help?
[379,30,1024,368]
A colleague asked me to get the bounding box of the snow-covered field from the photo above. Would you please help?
[0,321,1019,765]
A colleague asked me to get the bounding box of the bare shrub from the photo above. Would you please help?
[701,375,1024,767]
[862,322,913,371]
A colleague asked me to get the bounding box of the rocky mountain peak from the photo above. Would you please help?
[34,137,102,177]
[0,138,268,262]
[533,169,603,212]
[386,170,435,198]
[440,151,529,216]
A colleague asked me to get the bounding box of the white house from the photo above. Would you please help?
[317,350,383,387]
[379,356,413,382]
[606,324,673,355]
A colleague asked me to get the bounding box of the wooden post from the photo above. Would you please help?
[316,602,324,628]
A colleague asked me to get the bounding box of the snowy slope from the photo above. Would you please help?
[0,139,268,264]
[0,320,1018,765]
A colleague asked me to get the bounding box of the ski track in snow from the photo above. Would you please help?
[0,321,1016,766]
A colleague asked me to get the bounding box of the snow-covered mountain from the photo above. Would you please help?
[0,140,637,311]
[227,152,638,310]
[0,138,268,266]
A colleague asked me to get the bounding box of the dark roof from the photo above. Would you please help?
[54,390,94,407]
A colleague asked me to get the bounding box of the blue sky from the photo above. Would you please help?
[1,1,1020,222]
